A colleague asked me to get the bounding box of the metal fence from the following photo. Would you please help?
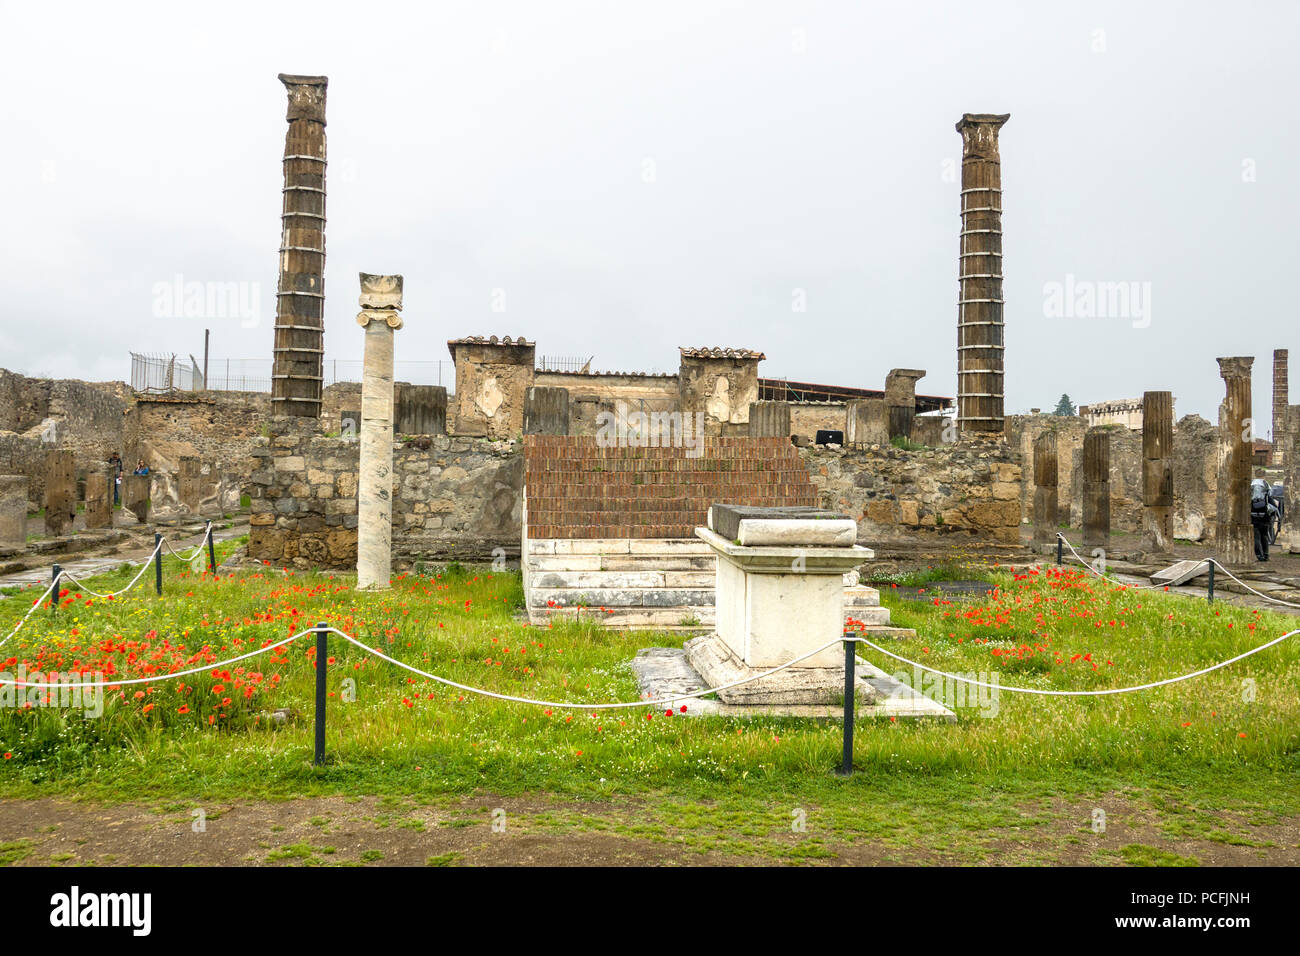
[130,353,204,393]
[537,355,593,373]
[131,355,459,394]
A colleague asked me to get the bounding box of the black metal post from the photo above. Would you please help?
[314,621,328,765]
[1207,559,1215,604]
[153,532,162,596]
[1056,533,1063,566]
[50,564,61,616]
[837,636,856,777]
[206,521,216,574]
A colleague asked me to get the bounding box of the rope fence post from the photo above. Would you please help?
[1207,559,1215,604]
[314,621,328,766]
[153,533,162,596]
[1056,532,1063,566]
[837,634,856,777]
[206,521,216,574]
[50,564,61,616]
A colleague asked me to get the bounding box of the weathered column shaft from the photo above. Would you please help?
[956,113,1010,436]
[1082,429,1111,549]
[885,368,925,441]
[1142,390,1174,551]
[1032,430,1058,545]
[748,401,791,438]
[1273,349,1288,465]
[44,450,76,537]
[84,472,112,530]
[356,274,404,590]
[1215,356,1254,564]
[0,476,27,550]
[524,386,570,436]
[271,74,328,419]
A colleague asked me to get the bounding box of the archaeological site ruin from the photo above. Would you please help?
[2,81,1296,646]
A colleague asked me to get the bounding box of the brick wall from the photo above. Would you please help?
[523,435,818,539]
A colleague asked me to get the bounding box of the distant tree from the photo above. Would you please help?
[1053,394,1076,416]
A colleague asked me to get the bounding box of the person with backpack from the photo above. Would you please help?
[1250,478,1277,561]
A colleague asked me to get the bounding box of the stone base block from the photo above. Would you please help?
[685,631,866,706]
[634,645,955,720]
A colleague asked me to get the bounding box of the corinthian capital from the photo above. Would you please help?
[955,113,1010,159]
[279,74,328,124]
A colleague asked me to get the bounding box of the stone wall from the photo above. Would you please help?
[790,403,847,440]
[800,440,1021,545]
[247,417,522,569]
[123,392,269,475]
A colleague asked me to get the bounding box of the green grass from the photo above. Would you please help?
[1,556,1298,861]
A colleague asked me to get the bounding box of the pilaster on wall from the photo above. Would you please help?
[678,347,764,435]
[447,336,535,439]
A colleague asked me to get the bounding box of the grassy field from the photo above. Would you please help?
[0,546,1297,864]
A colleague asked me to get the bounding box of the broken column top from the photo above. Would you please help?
[278,74,328,124]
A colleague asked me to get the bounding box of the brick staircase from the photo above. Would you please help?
[521,436,905,635]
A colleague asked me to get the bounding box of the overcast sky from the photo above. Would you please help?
[1,1,1295,431]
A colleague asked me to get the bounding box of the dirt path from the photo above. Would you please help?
[1,794,1295,867]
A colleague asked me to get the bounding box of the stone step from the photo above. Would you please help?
[529,569,716,589]
[531,605,717,628]
[525,553,716,572]
[526,538,712,556]
[528,586,718,609]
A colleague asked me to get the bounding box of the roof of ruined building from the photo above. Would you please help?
[447,335,535,348]
[678,347,766,360]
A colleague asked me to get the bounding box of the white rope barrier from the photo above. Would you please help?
[1056,534,1164,590]
[0,630,305,690]
[1205,560,1300,610]
[0,579,60,649]
[854,629,1300,697]
[0,614,1295,706]
[59,537,164,599]
[331,629,842,710]
[1056,531,1300,610]
[162,522,213,563]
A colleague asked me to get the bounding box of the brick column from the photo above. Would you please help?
[1142,390,1174,552]
[956,113,1010,437]
[1273,349,1288,465]
[271,74,328,419]
[1215,356,1254,565]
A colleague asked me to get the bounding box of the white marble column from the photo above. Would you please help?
[356,274,404,590]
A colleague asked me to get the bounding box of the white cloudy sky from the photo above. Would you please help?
[1,0,1296,430]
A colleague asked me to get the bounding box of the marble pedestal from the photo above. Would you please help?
[686,506,872,704]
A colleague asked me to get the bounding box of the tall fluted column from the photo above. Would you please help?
[356,274,404,590]
[271,74,328,418]
[1032,430,1058,547]
[1082,428,1111,550]
[1142,390,1174,552]
[1215,356,1255,565]
[955,113,1010,437]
